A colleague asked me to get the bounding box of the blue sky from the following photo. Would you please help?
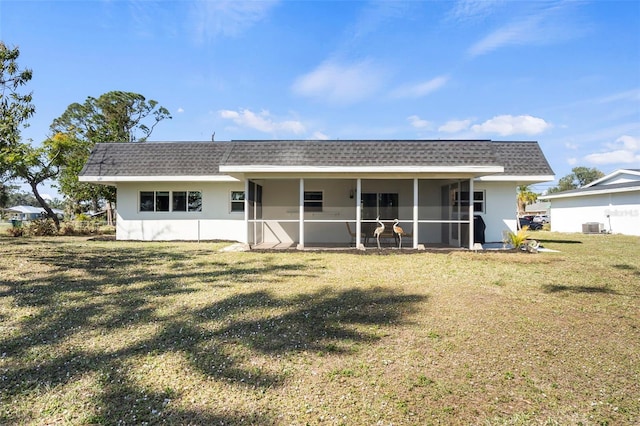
[2,0,639,197]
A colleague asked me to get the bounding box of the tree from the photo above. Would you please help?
[1,42,35,179]
[50,91,171,213]
[0,43,61,228]
[547,167,604,193]
[517,185,538,216]
[4,138,65,228]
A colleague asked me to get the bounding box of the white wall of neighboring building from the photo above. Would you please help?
[549,191,640,236]
[116,181,246,241]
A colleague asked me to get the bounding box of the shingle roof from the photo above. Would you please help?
[80,142,227,176]
[80,140,554,177]
[221,140,501,167]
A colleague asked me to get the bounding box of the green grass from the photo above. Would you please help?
[0,233,638,425]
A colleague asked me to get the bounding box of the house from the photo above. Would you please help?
[540,169,640,236]
[79,140,554,249]
[3,205,64,221]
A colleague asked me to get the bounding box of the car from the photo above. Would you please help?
[533,215,549,223]
[519,217,542,230]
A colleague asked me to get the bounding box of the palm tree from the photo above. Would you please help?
[517,185,537,216]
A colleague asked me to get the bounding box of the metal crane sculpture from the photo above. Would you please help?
[373,216,385,249]
[393,218,405,249]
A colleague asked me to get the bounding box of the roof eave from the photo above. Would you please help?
[219,165,504,175]
[540,185,640,199]
[79,175,239,185]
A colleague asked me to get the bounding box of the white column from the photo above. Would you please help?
[468,178,474,249]
[356,178,362,249]
[298,178,305,249]
[244,179,250,244]
[413,178,419,249]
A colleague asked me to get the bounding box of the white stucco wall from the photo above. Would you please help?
[475,181,520,242]
[115,181,246,241]
[549,191,640,236]
[114,178,529,244]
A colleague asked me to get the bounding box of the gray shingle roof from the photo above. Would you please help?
[80,140,554,177]
[221,140,501,167]
[80,142,227,176]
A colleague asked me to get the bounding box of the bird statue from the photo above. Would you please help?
[373,216,385,249]
[393,218,405,249]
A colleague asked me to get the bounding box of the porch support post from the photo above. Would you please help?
[413,178,419,249]
[298,178,305,249]
[244,179,250,245]
[468,178,474,250]
[356,178,362,249]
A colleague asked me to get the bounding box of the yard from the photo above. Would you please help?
[0,233,638,425]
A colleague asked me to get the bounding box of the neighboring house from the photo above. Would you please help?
[525,202,550,216]
[79,140,554,248]
[540,169,640,236]
[4,205,64,221]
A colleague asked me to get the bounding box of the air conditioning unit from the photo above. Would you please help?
[582,222,604,234]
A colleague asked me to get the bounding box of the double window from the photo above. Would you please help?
[230,191,245,212]
[453,190,485,213]
[304,191,323,212]
[140,191,202,212]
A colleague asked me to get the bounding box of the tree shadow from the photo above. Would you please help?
[613,263,640,276]
[0,241,426,424]
[541,284,619,295]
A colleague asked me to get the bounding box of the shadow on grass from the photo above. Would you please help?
[541,284,619,295]
[0,240,425,424]
[613,263,640,276]
[536,238,583,245]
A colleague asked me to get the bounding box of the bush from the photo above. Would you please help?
[6,226,23,237]
[24,219,58,236]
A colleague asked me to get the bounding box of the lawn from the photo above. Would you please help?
[0,233,638,425]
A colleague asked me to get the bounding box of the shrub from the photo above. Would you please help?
[6,226,23,237]
[24,219,58,236]
[505,226,531,250]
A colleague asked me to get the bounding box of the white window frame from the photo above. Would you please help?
[453,190,486,213]
[139,190,202,213]
[230,191,245,213]
[304,190,323,212]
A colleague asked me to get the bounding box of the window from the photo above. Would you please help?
[187,191,202,212]
[453,190,485,213]
[156,191,170,212]
[173,191,187,211]
[140,192,154,212]
[140,191,202,212]
[230,191,245,212]
[304,191,323,212]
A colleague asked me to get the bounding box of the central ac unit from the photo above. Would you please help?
[582,222,604,234]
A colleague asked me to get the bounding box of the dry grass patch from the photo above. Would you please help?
[0,233,638,425]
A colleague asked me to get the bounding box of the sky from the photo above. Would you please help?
[2,0,639,198]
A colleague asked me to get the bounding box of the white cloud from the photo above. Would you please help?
[467,3,586,57]
[391,75,449,99]
[191,0,279,42]
[439,119,472,133]
[177,107,184,113]
[567,157,578,165]
[219,109,305,135]
[291,60,384,104]
[584,135,640,165]
[407,115,431,129]
[312,131,330,140]
[449,0,505,22]
[471,115,551,136]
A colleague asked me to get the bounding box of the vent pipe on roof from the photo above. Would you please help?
[211,132,215,142]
